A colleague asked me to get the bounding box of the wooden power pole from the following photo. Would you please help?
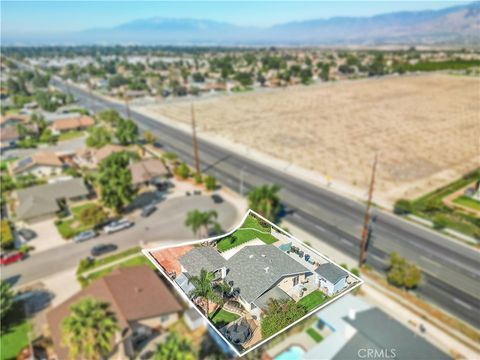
[191,103,201,174]
[359,153,378,267]
[124,93,131,119]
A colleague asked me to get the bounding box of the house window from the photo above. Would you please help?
[160,314,170,322]
[293,276,299,286]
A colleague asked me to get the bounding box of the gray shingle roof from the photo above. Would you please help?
[225,245,310,304]
[315,263,348,285]
[254,285,292,312]
[179,247,226,277]
[16,178,89,220]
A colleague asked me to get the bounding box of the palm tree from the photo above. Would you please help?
[188,268,222,316]
[0,281,14,321]
[185,210,219,237]
[153,332,195,360]
[247,184,281,221]
[62,297,118,360]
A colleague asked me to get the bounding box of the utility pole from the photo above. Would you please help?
[191,103,201,175]
[359,153,378,267]
[124,93,131,119]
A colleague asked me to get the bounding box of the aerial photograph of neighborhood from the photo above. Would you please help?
[0,1,479,360]
[145,210,362,355]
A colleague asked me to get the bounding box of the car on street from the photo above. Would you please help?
[73,230,97,243]
[90,244,117,257]
[18,228,36,243]
[103,219,134,234]
[211,194,223,203]
[0,251,25,266]
[141,204,156,217]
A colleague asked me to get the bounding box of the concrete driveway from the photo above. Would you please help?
[25,218,65,253]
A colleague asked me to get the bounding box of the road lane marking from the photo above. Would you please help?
[370,254,386,263]
[420,255,441,267]
[454,297,473,310]
[315,225,326,232]
[340,238,353,246]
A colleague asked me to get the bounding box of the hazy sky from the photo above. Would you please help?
[2,1,468,34]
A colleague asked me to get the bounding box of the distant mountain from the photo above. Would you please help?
[3,2,479,46]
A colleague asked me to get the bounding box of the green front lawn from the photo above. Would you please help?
[453,196,480,211]
[57,130,85,142]
[209,308,240,328]
[1,303,31,360]
[56,203,99,239]
[306,328,323,343]
[298,290,327,312]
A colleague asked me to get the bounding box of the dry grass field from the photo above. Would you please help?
[145,74,480,204]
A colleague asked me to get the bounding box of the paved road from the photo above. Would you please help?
[47,78,480,328]
[1,195,238,287]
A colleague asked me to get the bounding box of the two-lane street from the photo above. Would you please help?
[43,77,480,327]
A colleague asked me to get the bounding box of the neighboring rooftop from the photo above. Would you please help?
[11,151,63,175]
[50,116,95,131]
[180,247,226,277]
[129,158,169,185]
[15,178,89,220]
[315,263,348,284]
[225,244,310,304]
[47,265,182,360]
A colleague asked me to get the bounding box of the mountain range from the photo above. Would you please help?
[3,2,480,46]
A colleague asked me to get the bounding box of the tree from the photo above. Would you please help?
[261,299,307,338]
[234,72,253,87]
[153,332,196,360]
[320,64,330,81]
[185,210,204,237]
[96,109,122,125]
[204,175,217,191]
[144,130,156,144]
[394,199,413,215]
[200,210,218,236]
[188,269,222,315]
[79,205,108,228]
[0,281,14,321]
[86,127,112,149]
[62,297,118,360]
[247,184,281,221]
[1,220,14,250]
[97,152,137,212]
[387,252,421,289]
[193,172,203,184]
[116,119,138,145]
[175,163,190,179]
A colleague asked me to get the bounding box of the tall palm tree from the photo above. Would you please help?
[185,210,204,237]
[247,184,281,221]
[200,210,218,237]
[153,332,195,360]
[188,269,222,316]
[62,297,118,360]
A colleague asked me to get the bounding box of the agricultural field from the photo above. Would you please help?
[143,74,479,205]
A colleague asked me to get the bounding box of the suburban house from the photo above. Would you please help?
[10,152,64,177]
[14,178,89,224]
[0,114,30,128]
[179,245,314,319]
[129,158,169,188]
[0,123,39,150]
[315,263,348,296]
[74,144,128,168]
[303,294,450,360]
[50,115,95,134]
[46,265,183,360]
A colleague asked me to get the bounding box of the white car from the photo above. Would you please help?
[103,219,133,234]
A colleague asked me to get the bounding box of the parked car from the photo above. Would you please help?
[103,219,133,234]
[90,244,117,257]
[17,228,36,243]
[0,251,24,266]
[141,204,156,218]
[73,230,97,243]
[211,194,223,204]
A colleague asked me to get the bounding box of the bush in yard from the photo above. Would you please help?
[387,252,421,289]
[350,268,360,277]
[193,172,203,184]
[393,199,413,215]
[261,299,307,338]
[175,163,190,179]
[1,280,14,321]
[432,214,448,230]
[204,175,217,190]
[143,131,156,144]
[0,220,13,250]
[162,152,178,162]
[79,205,108,228]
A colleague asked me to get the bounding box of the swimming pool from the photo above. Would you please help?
[274,345,305,360]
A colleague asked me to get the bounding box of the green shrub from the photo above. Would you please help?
[162,152,178,161]
[175,163,190,179]
[387,252,421,289]
[394,199,412,215]
[0,220,13,249]
[204,175,217,190]
[433,214,448,230]
[350,268,360,277]
[193,172,203,184]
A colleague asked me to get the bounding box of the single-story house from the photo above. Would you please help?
[50,116,95,134]
[74,144,128,168]
[46,265,183,360]
[10,152,64,177]
[14,178,89,224]
[0,123,38,150]
[303,294,450,360]
[179,245,313,319]
[0,114,29,128]
[315,263,348,296]
[129,159,169,188]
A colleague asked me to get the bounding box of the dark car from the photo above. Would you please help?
[141,204,156,217]
[211,194,223,204]
[90,244,118,257]
[18,228,36,242]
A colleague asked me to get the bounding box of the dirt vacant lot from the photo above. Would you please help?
[145,74,480,204]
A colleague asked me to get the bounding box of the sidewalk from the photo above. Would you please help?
[283,219,480,360]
